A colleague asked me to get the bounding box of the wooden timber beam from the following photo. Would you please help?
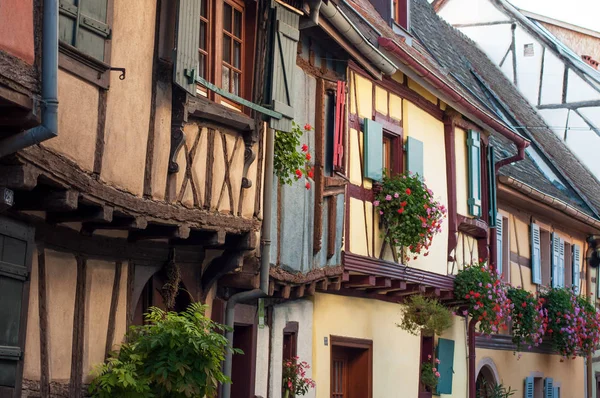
[343,275,376,288]
[306,281,316,296]
[329,276,342,291]
[388,284,426,297]
[14,189,78,211]
[276,284,291,299]
[47,205,113,224]
[219,271,259,290]
[172,229,226,247]
[128,224,190,241]
[368,279,406,294]
[81,216,148,235]
[292,284,306,298]
[424,287,441,298]
[200,250,246,298]
[0,164,40,190]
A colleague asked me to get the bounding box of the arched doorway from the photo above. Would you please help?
[476,364,498,398]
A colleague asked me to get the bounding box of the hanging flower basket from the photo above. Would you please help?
[506,287,546,352]
[453,261,510,335]
[373,172,446,263]
[398,295,454,337]
[274,122,314,190]
[541,288,600,359]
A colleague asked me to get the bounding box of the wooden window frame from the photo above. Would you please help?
[58,0,114,89]
[329,336,373,398]
[392,0,409,31]
[196,0,257,114]
[501,216,510,283]
[282,321,299,362]
[374,111,403,176]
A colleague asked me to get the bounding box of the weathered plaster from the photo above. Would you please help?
[0,0,35,64]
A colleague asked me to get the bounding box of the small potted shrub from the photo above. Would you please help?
[274,122,313,189]
[398,295,453,337]
[420,355,441,393]
[373,172,446,263]
[282,356,315,398]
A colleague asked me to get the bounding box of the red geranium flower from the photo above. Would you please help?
[306,153,311,161]
[308,168,314,179]
[405,188,411,195]
[397,208,404,214]
[295,169,302,179]
[304,123,312,131]
[301,144,309,152]
[305,182,311,190]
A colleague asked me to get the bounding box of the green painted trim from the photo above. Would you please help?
[195,76,283,119]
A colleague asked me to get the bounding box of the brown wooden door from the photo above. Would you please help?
[331,343,371,398]
[331,349,348,398]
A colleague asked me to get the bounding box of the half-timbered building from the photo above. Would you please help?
[0,0,299,395]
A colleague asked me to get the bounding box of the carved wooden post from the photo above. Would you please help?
[169,87,188,174]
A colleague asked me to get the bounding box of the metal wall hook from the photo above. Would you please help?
[109,67,126,80]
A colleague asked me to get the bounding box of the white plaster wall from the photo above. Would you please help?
[458,25,512,66]
[514,28,544,105]
[567,69,599,102]
[539,50,565,105]
[438,0,509,25]
[255,300,315,398]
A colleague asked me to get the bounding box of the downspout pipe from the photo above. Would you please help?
[221,126,274,398]
[0,0,59,158]
[378,37,530,150]
[467,318,476,398]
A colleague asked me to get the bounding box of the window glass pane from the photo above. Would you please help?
[223,35,231,63]
[233,9,242,38]
[222,65,230,91]
[199,53,206,78]
[232,71,240,95]
[233,41,241,68]
[223,3,232,32]
[200,0,208,18]
[200,22,207,50]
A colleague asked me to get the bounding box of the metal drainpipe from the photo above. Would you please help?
[0,0,59,158]
[221,126,274,398]
[585,239,594,398]
[467,318,476,398]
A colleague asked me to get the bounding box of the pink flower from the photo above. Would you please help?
[394,192,399,198]
[435,358,440,364]
[435,372,440,377]
[432,368,437,372]
[385,194,392,201]
[428,355,432,360]
[373,200,380,206]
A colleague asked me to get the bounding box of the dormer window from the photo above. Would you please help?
[392,0,409,30]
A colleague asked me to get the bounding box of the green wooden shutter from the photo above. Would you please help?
[558,238,565,288]
[364,119,383,181]
[524,377,534,398]
[531,223,542,284]
[59,0,110,61]
[488,146,497,226]
[544,378,554,398]
[265,2,300,133]
[573,244,581,294]
[173,0,201,94]
[406,136,424,178]
[467,130,482,217]
[0,218,34,390]
[435,338,454,395]
[496,213,503,277]
[551,233,560,288]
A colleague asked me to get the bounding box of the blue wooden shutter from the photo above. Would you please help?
[364,119,383,181]
[265,3,300,133]
[525,377,534,398]
[496,213,503,277]
[488,146,497,226]
[406,136,424,178]
[435,338,455,395]
[558,238,565,288]
[0,219,34,391]
[551,233,560,288]
[544,378,554,398]
[58,0,110,61]
[531,223,542,284]
[573,244,581,294]
[467,130,482,217]
[173,0,201,94]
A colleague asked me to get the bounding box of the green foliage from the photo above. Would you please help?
[398,295,453,337]
[476,381,515,398]
[420,361,440,390]
[274,122,313,187]
[506,287,545,352]
[373,172,446,263]
[89,303,237,398]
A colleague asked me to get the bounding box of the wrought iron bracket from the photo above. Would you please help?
[109,67,126,80]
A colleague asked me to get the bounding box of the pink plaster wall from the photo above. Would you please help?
[0,0,35,64]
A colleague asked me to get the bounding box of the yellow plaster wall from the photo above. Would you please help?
[455,127,469,217]
[477,349,584,395]
[349,197,369,256]
[402,101,448,275]
[374,85,388,115]
[453,232,479,273]
[312,293,420,398]
[408,78,438,104]
[389,93,402,120]
[43,70,98,171]
[351,73,373,119]
[46,250,77,381]
[313,293,466,398]
[101,0,157,196]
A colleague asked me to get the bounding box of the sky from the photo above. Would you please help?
[507,0,600,32]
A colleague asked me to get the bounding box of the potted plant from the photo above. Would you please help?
[373,172,446,263]
[274,122,313,189]
[282,356,315,398]
[454,261,511,335]
[420,355,441,393]
[398,295,454,337]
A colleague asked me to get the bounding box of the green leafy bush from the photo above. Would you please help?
[420,360,440,391]
[506,287,545,351]
[89,303,237,398]
[274,122,313,188]
[398,295,453,337]
[476,381,515,398]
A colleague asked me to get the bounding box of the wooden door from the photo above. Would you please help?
[330,339,372,398]
[331,348,349,398]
